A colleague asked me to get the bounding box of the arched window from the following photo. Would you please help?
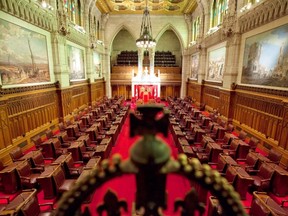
[210,0,229,28]
[192,16,200,42]
[63,0,82,25]
[97,20,100,40]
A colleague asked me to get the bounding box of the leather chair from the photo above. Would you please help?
[248,137,259,152]
[31,135,43,149]
[225,165,238,185]
[191,135,215,153]
[16,160,42,189]
[45,129,54,140]
[239,152,259,173]
[57,131,74,147]
[250,163,275,192]
[52,139,68,158]
[62,153,84,179]
[267,148,282,164]
[238,130,247,141]
[79,144,96,162]
[9,147,25,162]
[226,124,234,133]
[53,165,76,197]
[223,139,250,160]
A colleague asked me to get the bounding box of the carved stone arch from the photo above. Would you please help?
[198,0,210,15]
[155,23,184,52]
[108,24,138,53]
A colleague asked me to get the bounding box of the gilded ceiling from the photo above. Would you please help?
[96,0,197,15]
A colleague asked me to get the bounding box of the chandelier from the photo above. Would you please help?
[136,1,156,48]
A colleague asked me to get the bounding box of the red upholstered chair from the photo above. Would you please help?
[267,148,282,165]
[16,160,42,189]
[9,147,25,162]
[52,139,68,158]
[79,144,96,162]
[238,130,247,141]
[45,129,54,140]
[248,137,259,152]
[250,163,275,192]
[238,152,259,173]
[53,166,76,197]
[191,135,215,153]
[62,153,84,179]
[31,135,43,150]
[225,165,238,185]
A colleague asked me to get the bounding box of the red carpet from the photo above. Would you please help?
[86,110,191,215]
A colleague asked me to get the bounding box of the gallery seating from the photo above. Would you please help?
[267,148,282,165]
[16,160,42,189]
[249,191,288,216]
[250,162,275,193]
[53,165,76,197]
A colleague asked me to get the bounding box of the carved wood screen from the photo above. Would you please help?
[7,90,59,142]
[233,92,283,143]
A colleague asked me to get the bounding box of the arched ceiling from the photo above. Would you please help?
[96,0,197,15]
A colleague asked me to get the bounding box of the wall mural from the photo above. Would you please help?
[0,18,50,85]
[190,53,199,79]
[93,51,102,78]
[241,23,288,87]
[206,46,226,82]
[67,45,85,80]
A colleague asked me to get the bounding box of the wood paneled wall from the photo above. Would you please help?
[187,80,288,165]
[0,80,105,163]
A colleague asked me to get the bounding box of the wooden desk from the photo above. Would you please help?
[231,166,253,200]
[37,164,60,199]
[41,138,59,159]
[267,163,288,197]
[209,143,223,163]
[0,189,37,215]
[85,156,101,170]
[252,192,288,215]
[252,152,272,169]
[66,124,79,138]
[20,150,43,167]
[232,139,250,160]
[0,161,24,194]
[207,196,222,216]
[94,144,109,159]
[67,141,85,162]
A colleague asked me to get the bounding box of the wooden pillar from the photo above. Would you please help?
[0,101,12,148]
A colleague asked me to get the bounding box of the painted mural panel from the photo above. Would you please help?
[0,19,50,85]
[67,45,85,80]
[190,53,199,80]
[206,46,226,82]
[241,23,288,87]
[93,51,102,78]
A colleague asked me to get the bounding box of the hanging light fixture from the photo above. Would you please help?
[136,0,156,48]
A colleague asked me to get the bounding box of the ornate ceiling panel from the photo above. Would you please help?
[96,0,197,15]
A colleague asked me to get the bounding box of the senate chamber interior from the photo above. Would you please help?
[0,0,288,215]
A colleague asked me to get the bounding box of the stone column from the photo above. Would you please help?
[185,14,192,43]
[180,50,190,98]
[51,32,70,87]
[222,33,241,89]
[197,47,207,84]
[103,49,111,98]
[86,47,94,82]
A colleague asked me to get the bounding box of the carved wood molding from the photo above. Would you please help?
[70,79,90,86]
[236,85,288,98]
[238,0,288,33]
[0,83,56,96]
[0,0,55,32]
[202,80,223,87]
